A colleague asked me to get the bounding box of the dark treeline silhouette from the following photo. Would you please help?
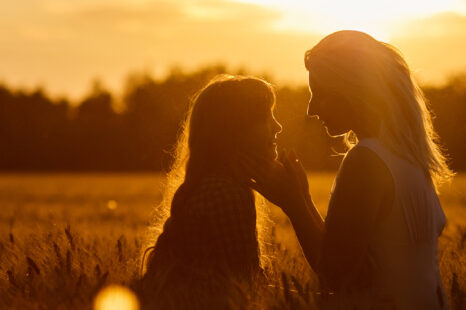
[0,65,465,171]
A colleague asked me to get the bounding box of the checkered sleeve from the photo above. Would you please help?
[194,176,260,269]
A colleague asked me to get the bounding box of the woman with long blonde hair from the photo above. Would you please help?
[140,74,282,308]
[244,30,453,309]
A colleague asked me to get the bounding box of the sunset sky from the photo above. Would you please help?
[1,0,466,100]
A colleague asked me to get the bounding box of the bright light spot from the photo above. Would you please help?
[94,285,139,310]
[107,200,118,210]
[234,0,464,40]
[185,5,232,21]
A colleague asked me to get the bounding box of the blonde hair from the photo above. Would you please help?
[304,30,454,191]
[142,74,275,273]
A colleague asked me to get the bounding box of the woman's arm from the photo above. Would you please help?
[285,197,325,271]
[242,147,394,284]
[242,150,325,269]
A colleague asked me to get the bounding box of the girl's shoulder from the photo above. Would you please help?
[195,174,253,205]
[199,174,250,194]
[177,174,254,216]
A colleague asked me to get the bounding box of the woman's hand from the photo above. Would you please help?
[241,149,312,218]
[242,149,325,270]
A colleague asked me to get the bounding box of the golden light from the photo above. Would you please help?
[107,200,118,210]
[94,285,139,310]
[234,0,464,40]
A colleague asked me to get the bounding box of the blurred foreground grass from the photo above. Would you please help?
[0,173,464,309]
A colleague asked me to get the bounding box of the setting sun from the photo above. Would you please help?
[235,0,465,39]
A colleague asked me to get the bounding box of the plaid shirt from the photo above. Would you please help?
[151,174,261,275]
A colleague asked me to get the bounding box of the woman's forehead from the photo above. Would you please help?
[307,74,317,93]
[307,72,326,94]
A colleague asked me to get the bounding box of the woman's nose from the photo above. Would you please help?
[307,98,318,117]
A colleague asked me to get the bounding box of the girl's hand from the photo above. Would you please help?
[241,149,311,218]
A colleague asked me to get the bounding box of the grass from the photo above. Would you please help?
[0,173,464,309]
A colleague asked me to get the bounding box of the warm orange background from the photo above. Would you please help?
[1,0,465,99]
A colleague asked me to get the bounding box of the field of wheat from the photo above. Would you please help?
[0,173,464,309]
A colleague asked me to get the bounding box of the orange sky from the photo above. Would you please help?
[1,0,465,100]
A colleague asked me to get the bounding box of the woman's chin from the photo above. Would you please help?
[324,125,347,138]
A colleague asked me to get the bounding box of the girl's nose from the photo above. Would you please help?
[274,120,283,134]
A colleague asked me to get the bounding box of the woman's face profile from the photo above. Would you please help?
[243,108,282,160]
[307,73,353,136]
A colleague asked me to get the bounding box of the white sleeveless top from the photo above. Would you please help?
[344,138,449,309]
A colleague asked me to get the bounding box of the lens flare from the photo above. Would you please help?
[107,200,118,210]
[94,285,139,310]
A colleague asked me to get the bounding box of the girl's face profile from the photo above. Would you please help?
[243,108,282,160]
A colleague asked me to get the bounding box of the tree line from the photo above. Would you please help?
[0,65,465,172]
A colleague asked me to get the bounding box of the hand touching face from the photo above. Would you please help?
[241,149,312,217]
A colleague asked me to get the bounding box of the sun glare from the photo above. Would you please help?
[235,0,464,40]
[94,285,139,310]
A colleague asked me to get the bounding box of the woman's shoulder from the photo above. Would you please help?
[333,143,394,209]
[340,142,392,182]
[349,138,410,176]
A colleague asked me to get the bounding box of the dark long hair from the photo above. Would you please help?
[141,74,276,274]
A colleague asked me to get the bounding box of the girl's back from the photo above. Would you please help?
[146,173,260,276]
[139,75,279,308]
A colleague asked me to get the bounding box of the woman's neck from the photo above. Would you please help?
[352,123,379,141]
